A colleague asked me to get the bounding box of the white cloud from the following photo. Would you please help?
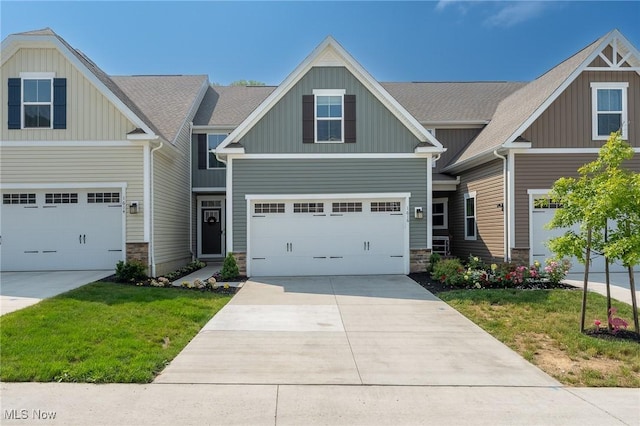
[484,2,550,28]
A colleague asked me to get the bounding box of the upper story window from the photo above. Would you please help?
[207,134,226,169]
[591,82,628,140]
[7,72,66,130]
[23,76,53,128]
[315,89,344,143]
[302,91,356,144]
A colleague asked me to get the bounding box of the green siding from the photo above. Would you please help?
[232,158,429,250]
[192,135,227,188]
[239,67,421,153]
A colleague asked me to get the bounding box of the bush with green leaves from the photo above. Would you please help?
[431,258,465,286]
[220,253,240,281]
[115,260,147,283]
[427,252,441,273]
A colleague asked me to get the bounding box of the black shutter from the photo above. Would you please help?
[8,78,21,129]
[53,78,67,129]
[198,134,208,169]
[344,94,356,143]
[302,94,314,143]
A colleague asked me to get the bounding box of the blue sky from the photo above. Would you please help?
[2,1,639,85]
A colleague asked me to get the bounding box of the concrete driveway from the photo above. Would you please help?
[155,275,558,386]
[0,270,112,315]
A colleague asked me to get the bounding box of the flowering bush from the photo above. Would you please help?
[431,258,465,286]
[543,258,571,284]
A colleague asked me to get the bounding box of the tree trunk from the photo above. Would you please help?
[604,226,612,332]
[580,227,592,333]
[629,265,639,333]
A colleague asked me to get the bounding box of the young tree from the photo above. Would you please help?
[547,132,639,333]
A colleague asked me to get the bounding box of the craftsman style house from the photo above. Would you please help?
[2,28,638,276]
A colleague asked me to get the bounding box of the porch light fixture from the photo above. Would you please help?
[129,201,139,214]
[414,207,424,219]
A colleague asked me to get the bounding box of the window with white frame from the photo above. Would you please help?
[591,82,628,140]
[464,192,476,240]
[314,89,344,142]
[207,134,226,168]
[432,198,448,229]
[22,73,54,129]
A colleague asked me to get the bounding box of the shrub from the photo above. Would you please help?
[431,258,465,286]
[543,258,571,284]
[115,260,147,283]
[465,254,486,270]
[220,253,240,281]
[427,252,441,273]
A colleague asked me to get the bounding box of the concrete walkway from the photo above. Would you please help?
[565,271,640,305]
[2,275,638,425]
[0,270,112,316]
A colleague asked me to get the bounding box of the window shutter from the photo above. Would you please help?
[302,94,314,143]
[198,134,207,169]
[53,78,67,129]
[344,94,356,143]
[8,78,21,129]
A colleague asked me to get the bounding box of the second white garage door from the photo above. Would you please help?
[248,196,409,276]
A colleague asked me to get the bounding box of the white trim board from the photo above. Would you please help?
[245,192,411,201]
[225,153,433,160]
[1,182,127,190]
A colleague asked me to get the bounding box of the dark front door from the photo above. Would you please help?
[202,208,222,255]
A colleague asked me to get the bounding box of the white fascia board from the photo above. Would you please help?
[2,34,156,137]
[502,30,630,149]
[527,189,553,195]
[245,192,411,201]
[218,36,441,150]
[415,146,446,154]
[223,153,428,160]
[217,147,246,155]
[127,134,160,141]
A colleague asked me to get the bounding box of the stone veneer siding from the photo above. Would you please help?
[510,247,530,265]
[231,252,247,276]
[127,242,149,268]
[410,249,432,273]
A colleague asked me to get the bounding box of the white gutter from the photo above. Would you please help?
[493,149,509,261]
[149,140,164,277]
[189,122,194,261]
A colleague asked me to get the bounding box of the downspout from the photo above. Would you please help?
[189,122,194,261]
[149,140,164,277]
[493,150,508,261]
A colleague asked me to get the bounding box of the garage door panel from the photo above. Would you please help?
[249,197,408,276]
[1,189,123,271]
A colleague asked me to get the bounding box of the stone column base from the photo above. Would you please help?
[510,247,530,264]
[126,242,149,267]
[410,249,432,273]
[231,252,247,276]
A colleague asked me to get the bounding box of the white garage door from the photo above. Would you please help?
[530,197,625,274]
[248,197,408,276]
[1,189,124,271]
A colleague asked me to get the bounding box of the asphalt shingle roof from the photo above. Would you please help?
[193,85,276,127]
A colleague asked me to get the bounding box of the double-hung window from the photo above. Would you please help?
[207,134,226,169]
[432,198,448,229]
[314,89,344,143]
[22,72,54,129]
[591,82,628,140]
[464,192,477,240]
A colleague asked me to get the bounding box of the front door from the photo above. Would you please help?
[201,208,222,255]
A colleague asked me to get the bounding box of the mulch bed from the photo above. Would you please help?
[584,328,640,343]
[408,272,577,294]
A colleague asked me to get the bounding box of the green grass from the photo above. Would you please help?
[439,289,640,387]
[0,282,232,383]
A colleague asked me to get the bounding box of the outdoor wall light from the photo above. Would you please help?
[130,201,139,214]
[414,207,424,219]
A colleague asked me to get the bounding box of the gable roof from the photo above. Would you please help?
[445,29,640,171]
[193,85,276,128]
[2,28,208,144]
[218,36,443,152]
[112,75,208,143]
[381,82,527,124]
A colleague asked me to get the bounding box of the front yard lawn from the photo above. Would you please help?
[438,288,640,387]
[0,282,232,383]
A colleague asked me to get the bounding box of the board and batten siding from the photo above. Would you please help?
[0,145,145,242]
[434,128,482,173]
[231,158,429,250]
[238,67,422,153]
[522,70,640,148]
[513,153,640,249]
[152,124,192,275]
[1,47,135,141]
[451,159,505,262]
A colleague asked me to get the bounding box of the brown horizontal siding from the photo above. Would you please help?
[522,70,640,148]
[451,159,504,263]
[513,153,640,248]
